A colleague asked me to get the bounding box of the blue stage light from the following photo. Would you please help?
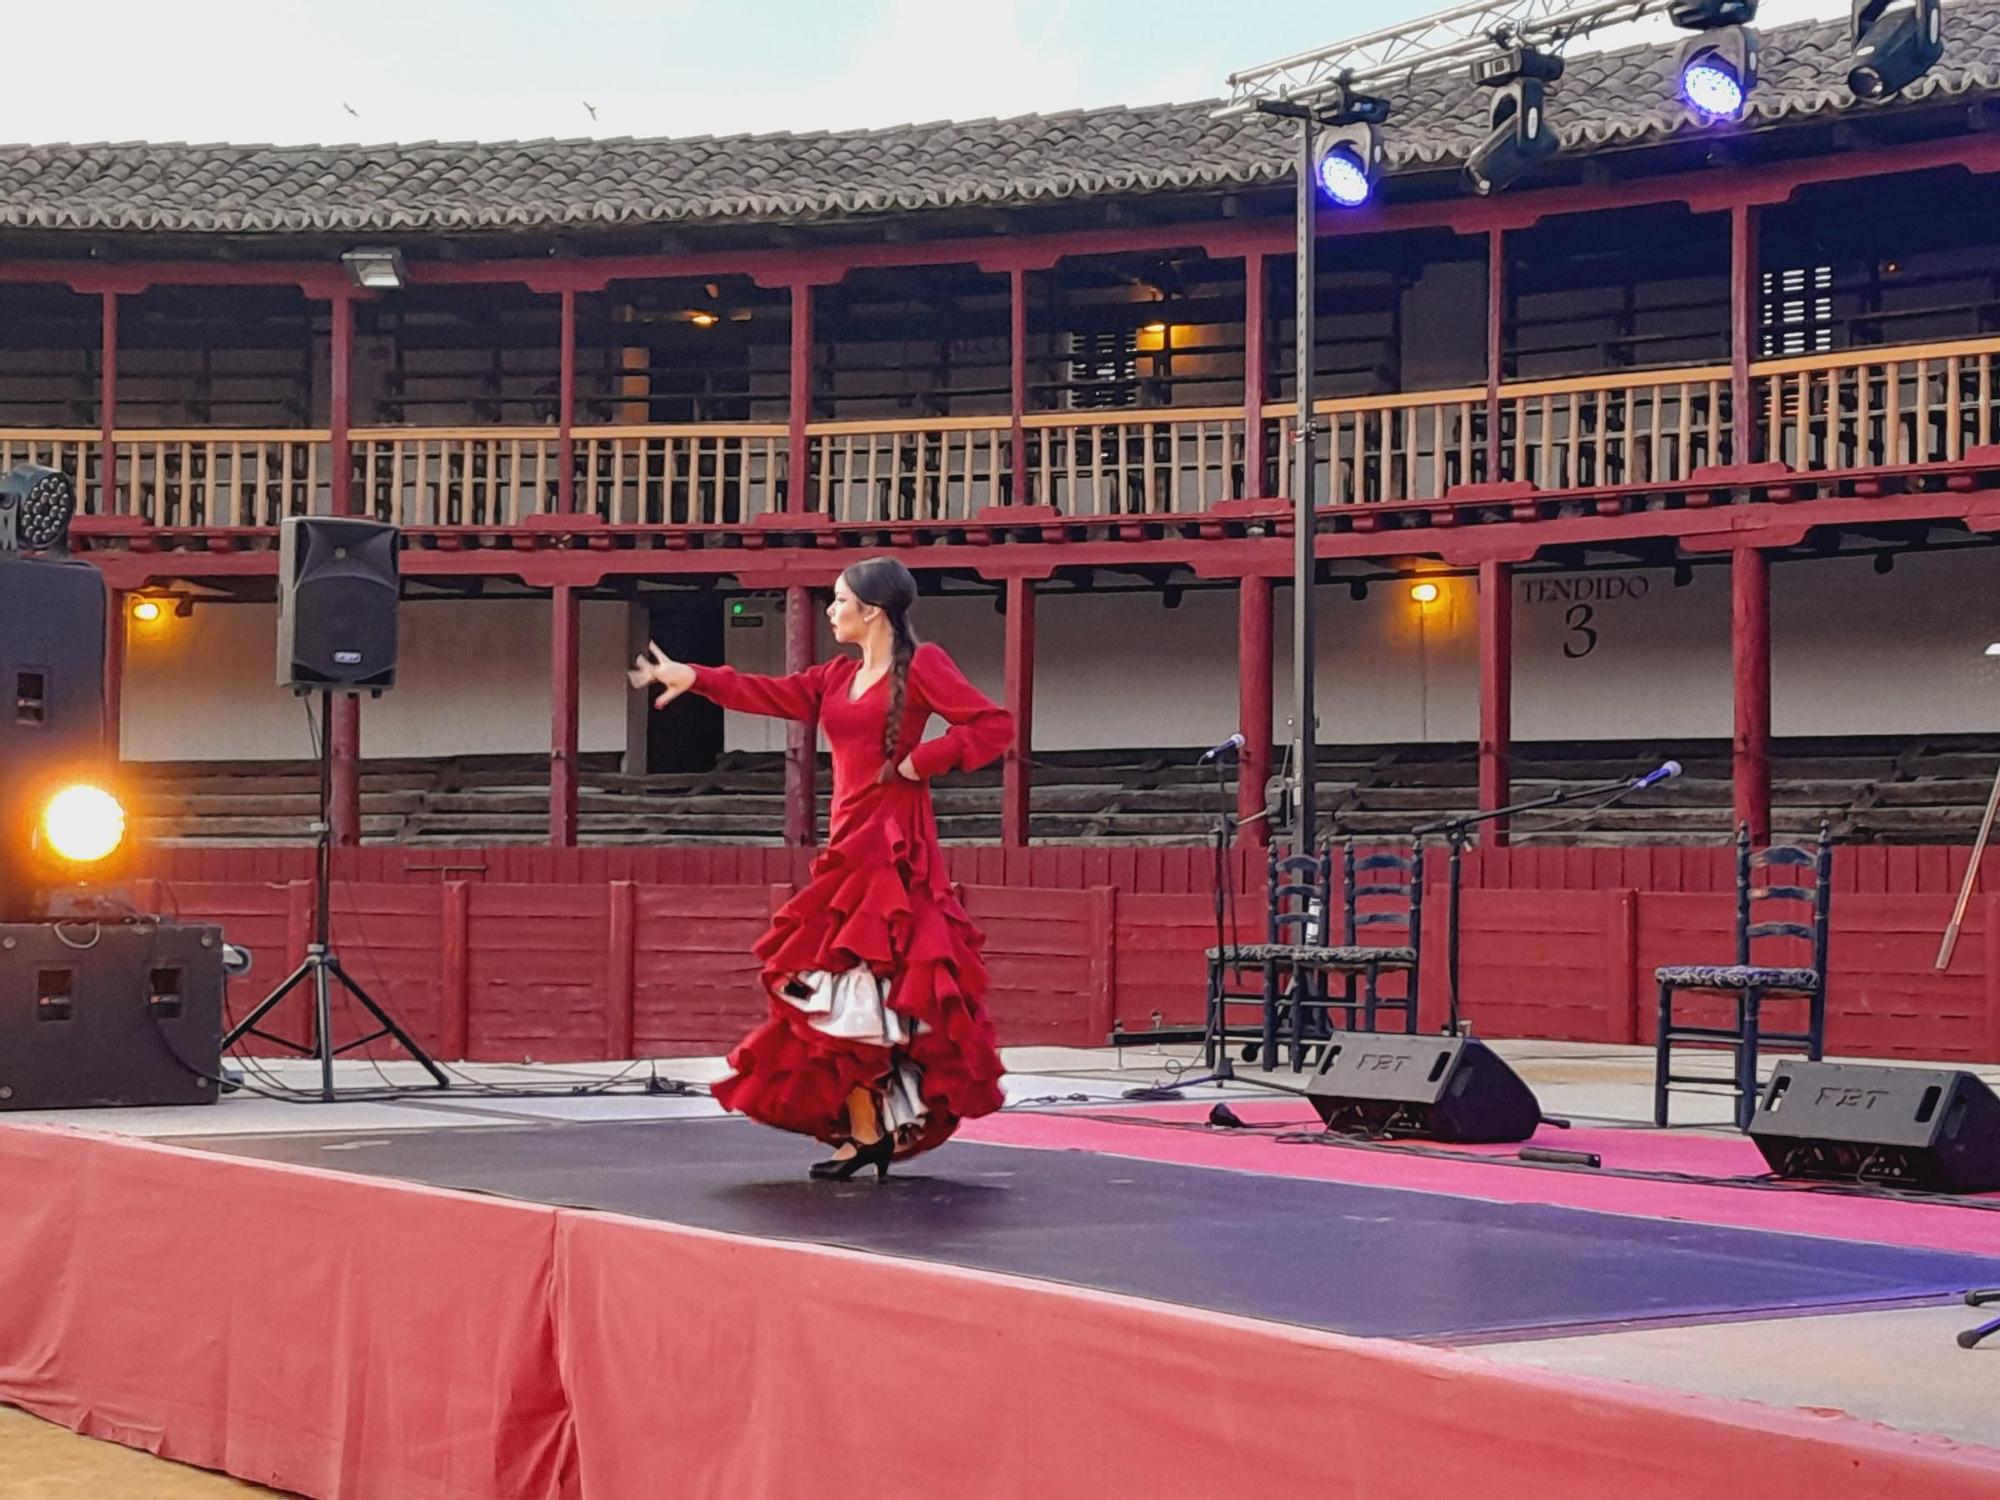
[1315,144,1373,207]
[1682,54,1746,118]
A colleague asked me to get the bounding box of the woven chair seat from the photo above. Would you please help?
[1655,963,1820,992]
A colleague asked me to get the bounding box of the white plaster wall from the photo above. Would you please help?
[121,598,633,762]
[125,550,2000,763]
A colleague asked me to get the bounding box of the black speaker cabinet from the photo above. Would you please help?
[1306,1035,1541,1143]
[276,515,400,693]
[1749,1060,2000,1194]
[0,920,223,1110]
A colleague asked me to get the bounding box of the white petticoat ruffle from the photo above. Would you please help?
[782,967,930,1135]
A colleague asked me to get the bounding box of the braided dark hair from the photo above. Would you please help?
[843,556,920,765]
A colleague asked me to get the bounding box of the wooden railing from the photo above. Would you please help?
[1269,390,1487,505]
[1753,336,2000,472]
[810,418,1008,523]
[10,340,2000,536]
[1496,366,1736,490]
[114,431,327,527]
[350,428,558,527]
[578,426,787,525]
[1024,408,1250,515]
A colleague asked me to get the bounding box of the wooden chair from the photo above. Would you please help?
[1203,844,1332,1072]
[1654,823,1832,1130]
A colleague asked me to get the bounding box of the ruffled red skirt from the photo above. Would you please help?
[709,806,1006,1157]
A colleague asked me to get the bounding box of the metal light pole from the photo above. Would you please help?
[1257,100,1320,856]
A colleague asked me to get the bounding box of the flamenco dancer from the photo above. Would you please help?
[629,557,1014,1180]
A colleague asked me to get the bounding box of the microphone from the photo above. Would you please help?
[1200,732,1246,763]
[1631,760,1682,790]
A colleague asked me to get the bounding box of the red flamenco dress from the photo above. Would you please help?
[689,643,1014,1158]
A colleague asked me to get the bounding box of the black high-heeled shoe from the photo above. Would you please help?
[809,1133,894,1181]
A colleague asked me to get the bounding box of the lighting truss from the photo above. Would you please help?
[1220,0,1678,114]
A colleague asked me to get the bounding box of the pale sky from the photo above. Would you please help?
[9,0,1846,148]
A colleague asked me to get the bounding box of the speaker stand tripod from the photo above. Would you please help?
[223,690,449,1101]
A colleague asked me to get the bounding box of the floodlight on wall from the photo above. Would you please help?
[1848,0,1943,101]
[1463,48,1564,198]
[341,247,407,290]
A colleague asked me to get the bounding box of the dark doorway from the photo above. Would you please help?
[645,593,724,773]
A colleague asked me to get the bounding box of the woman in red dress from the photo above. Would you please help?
[629,557,1013,1180]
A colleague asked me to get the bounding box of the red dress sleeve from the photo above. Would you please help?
[904,643,1013,779]
[688,660,835,723]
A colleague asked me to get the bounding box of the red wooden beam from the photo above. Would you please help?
[787,283,813,515]
[1242,251,1266,501]
[1010,267,1029,505]
[1478,558,1513,847]
[98,292,117,517]
[1002,575,1036,848]
[1485,231,1504,482]
[1237,572,1273,847]
[1732,545,1771,845]
[558,288,578,514]
[329,697,362,848]
[1731,203,1756,463]
[330,288,355,516]
[550,583,580,848]
[783,584,818,845]
[103,587,124,758]
[327,286,362,846]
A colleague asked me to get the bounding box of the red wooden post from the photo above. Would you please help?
[98,291,117,517]
[1237,571,1273,845]
[103,587,124,757]
[440,881,471,1061]
[1478,558,1513,846]
[1009,267,1029,505]
[558,287,578,514]
[783,583,819,845]
[327,287,361,845]
[1731,202,1756,464]
[550,583,580,847]
[1242,250,1266,498]
[1003,575,1036,848]
[606,880,637,1058]
[1485,230,1505,480]
[1732,545,1771,845]
[787,282,814,514]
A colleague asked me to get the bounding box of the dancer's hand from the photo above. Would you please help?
[628,641,696,708]
[895,754,920,781]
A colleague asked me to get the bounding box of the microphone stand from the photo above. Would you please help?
[1414,773,1659,1039]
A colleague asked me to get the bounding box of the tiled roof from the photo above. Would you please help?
[2,4,1997,236]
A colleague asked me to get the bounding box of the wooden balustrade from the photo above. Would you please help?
[578,426,787,525]
[111,431,326,527]
[7,340,1999,540]
[809,418,1009,523]
[1024,408,1249,516]
[1270,390,1486,505]
[1496,367,1735,491]
[1754,337,2000,471]
[349,428,559,527]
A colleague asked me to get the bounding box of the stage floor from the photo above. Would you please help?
[176,1114,2000,1346]
[5,1042,1999,1495]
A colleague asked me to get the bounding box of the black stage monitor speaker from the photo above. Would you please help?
[1749,1060,2000,1194]
[1307,1035,1541,1144]
[0,920,224,1109]
[277,515,400,693]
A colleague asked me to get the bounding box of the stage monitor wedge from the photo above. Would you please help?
[1307,1035,1541,1144]
[0,921,223,1110]
[277,515,400,694]
[1749,1060,2000,1194]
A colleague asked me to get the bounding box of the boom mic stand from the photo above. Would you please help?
[1414,761,1681,1038]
